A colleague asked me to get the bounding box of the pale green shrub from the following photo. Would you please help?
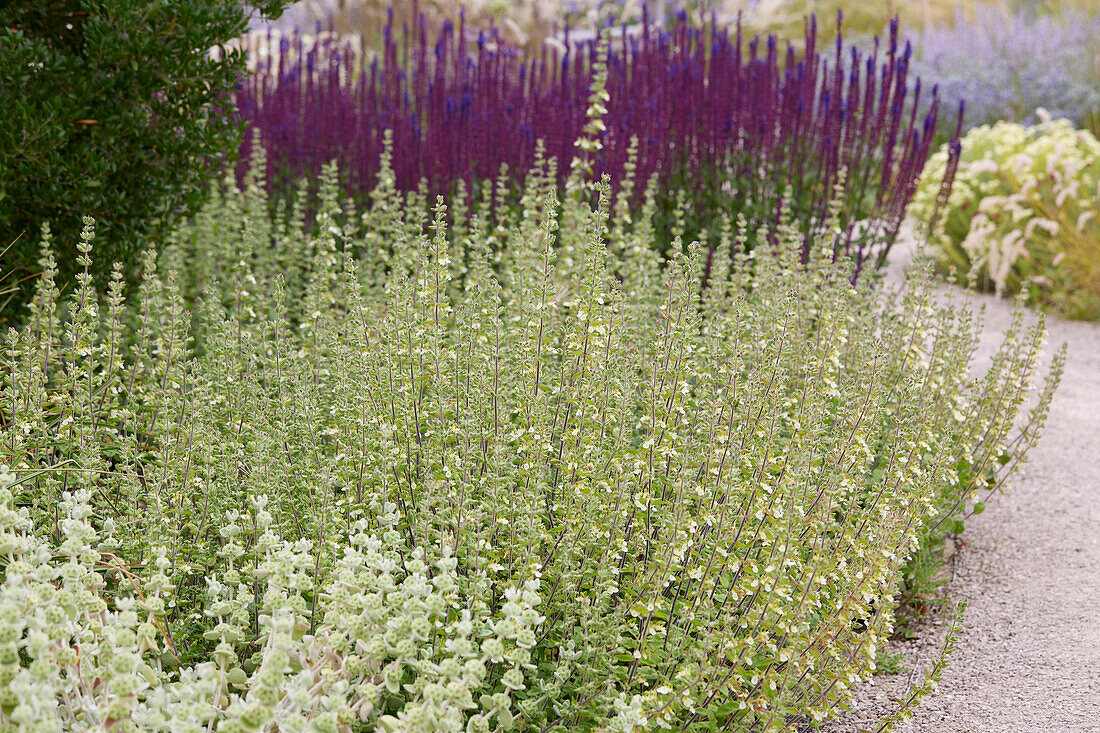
[912,110,1100,319]
[0,156,1060,730]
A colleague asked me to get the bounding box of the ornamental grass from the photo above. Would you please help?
[912,111,1100,320]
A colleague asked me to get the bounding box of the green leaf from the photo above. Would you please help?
[711,700,740,717]
[377,715,401,732]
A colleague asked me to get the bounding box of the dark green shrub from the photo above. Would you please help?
[0,0,286,325]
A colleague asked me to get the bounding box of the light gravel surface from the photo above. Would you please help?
[823,239,1100,732]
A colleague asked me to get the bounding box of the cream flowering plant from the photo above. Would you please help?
[912,110,1100,319]
[0,135,1061,730]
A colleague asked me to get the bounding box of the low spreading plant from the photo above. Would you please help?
[0,154,1060,729]
[234,5,958,277]
[912,111,1100,320]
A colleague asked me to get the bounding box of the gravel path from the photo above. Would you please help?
[824,241,1100,732]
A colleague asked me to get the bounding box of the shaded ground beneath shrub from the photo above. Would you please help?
[823,232,1100,732]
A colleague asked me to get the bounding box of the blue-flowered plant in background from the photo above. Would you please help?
[911,4,1100,134]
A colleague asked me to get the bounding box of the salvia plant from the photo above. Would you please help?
[233,4,961,277]
[912,111,1100,320]
[0,143,1061,730]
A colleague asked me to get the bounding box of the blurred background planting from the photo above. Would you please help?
[910,3,1100,137]
[247,0,998,46]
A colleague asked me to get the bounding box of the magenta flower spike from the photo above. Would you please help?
[234,2,960,275]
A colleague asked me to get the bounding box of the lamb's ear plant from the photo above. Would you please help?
[0,151,1060,729]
